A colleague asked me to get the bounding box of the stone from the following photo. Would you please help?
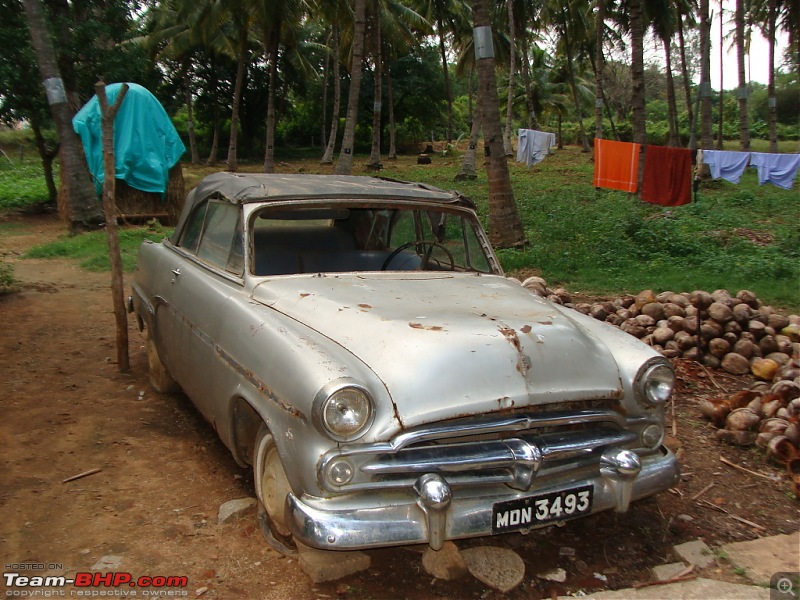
[554,578,768,599]
[652,562,687,581]
[537,567,567,583]
[708,302,733,323]
[461,546,525,593]
[721,353,750,375]
[422,541,469,580]
[751,358,779,381]
[91,555,123,571]
[635,290,657,308]
[720,532,800,586]
[672,539,715,569]
[296,543,370,583]
[217,497,257,525]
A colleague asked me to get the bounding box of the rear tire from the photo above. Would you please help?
[146,334,179,393]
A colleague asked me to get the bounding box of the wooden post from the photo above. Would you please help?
[95,81,130,372]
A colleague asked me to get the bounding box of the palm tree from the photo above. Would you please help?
[734,0,749,150]
[647,0,680,146]
[629,0,647,146]
[594,0,606,142]
[473,0,525,248]
[321,21,343,164]
[675,0,697,129]
[503,0,517,155]
[22,0,103,231]
[335,0,367,175]
[367,0,383,170]
[699,0,713,150]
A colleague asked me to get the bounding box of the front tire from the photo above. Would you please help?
[253,425,295,551]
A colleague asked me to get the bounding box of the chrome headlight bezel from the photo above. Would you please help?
[313,379,375,442]
[634,359,675,406]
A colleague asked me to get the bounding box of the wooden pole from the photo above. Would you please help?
[95,81,130,373]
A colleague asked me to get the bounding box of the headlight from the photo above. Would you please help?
[314,380,374,441]
[635,360,675,406]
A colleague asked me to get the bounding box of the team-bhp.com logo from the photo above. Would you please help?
[4,570,189,597]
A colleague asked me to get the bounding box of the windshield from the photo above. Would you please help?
[249,205,494,276]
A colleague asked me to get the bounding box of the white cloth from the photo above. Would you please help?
[749,152,800,190]
[516,129,556,168]
[702,150,750,184]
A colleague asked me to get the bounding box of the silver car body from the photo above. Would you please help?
[130,172,680,551]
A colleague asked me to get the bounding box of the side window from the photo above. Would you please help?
[179,200,244,276]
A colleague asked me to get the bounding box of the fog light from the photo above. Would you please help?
[327,459,354,486]
[641,423,664,448]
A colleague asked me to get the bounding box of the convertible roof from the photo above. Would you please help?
[171,172,475,244]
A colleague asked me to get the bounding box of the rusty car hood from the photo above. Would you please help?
[251,273,622,428]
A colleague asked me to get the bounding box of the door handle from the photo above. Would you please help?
[171,268,181,276]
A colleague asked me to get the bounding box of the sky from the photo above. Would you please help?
[706,0,789,87]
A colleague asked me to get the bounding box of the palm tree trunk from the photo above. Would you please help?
[368,3,383,171]
[23,0,103,231]
[264,27,280,173]
[30,114,58,204]
[735,0,750,150]
[595,0,606,143]
[767,0,778,152]
[437,16,454,143]
[473,0,525,249]
[519,35,538,129]
[567,55,590,152]
[717,2,724,150]
[322,24,341,164]
[207,118,219,166]
[335,0,367,175]
[699,0,714,150]
[387,63,397,159]
[456,67,479,180]
[664,39,680,147]
[183,62,200,164]
[630,0,646,146]
[226,32,249,172]
[676,9,694,127]
[321,30,330,150]
[503,0,516,156]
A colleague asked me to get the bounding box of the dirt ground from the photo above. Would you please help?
[1,212,798,600]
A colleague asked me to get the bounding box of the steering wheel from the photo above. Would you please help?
[381,240,455,271]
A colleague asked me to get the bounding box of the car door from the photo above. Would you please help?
[157,198,244,427]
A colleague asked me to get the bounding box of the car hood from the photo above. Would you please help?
[251,273,623,429]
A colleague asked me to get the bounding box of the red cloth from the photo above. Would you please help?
[593,138,641,192]
[641,145,692,206]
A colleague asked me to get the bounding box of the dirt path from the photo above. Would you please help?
[1,213,797,600]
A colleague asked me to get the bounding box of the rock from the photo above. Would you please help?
[721,353,750,375]
[715,429,757,446]
[708,302,733,323]
[732,303,753,323]
[652,562,688,581]
[708,337,731,358]
[590,304,608,321]
[663,303,686,319]
[217,497,257,525]
[733,339,758,360]
[768,313,790,331]
[751,357,779,381]
[461,546,525,593]
[653,327,675,345]
[668,293,690,307]
[725,408,761,431]
[641,302,665,321]
[720,532,800,586]
[673,539,715,569]
[781,324,800,342]
[748,320,767,339]
[422,541,469,580]
[91,556,124,571]
[634,314,656,328]
[537,567,567,583]
[689,290,713,310]
[766,352,790,367]
[711,289,733,304]
[635,289,657,308]
[759,335,779,355]
[296,543,370,583]
[736,289,759,308]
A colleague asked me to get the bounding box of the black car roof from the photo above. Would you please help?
[171,172,475,244]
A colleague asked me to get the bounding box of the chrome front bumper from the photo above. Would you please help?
[286,446,680,550]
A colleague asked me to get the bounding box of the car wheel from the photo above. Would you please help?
[253,425,294,547]
[146,333,179,393]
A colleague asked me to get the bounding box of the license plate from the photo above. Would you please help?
[492,485,594,533]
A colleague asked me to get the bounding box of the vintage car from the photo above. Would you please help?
[129,172,680,552]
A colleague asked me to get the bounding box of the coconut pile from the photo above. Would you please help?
[519,276,800,488]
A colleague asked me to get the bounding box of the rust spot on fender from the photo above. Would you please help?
[409,322,444,332]
[300,293,310,298]
[520,324,532,334]
[358,303,373,310]
[498,326,522,352]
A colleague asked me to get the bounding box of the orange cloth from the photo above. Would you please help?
[593,138,641,193]
[641,145,692,206]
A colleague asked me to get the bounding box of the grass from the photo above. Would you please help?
[0,157,54,212]
[1,139,798,311]
[23,220,170,272]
